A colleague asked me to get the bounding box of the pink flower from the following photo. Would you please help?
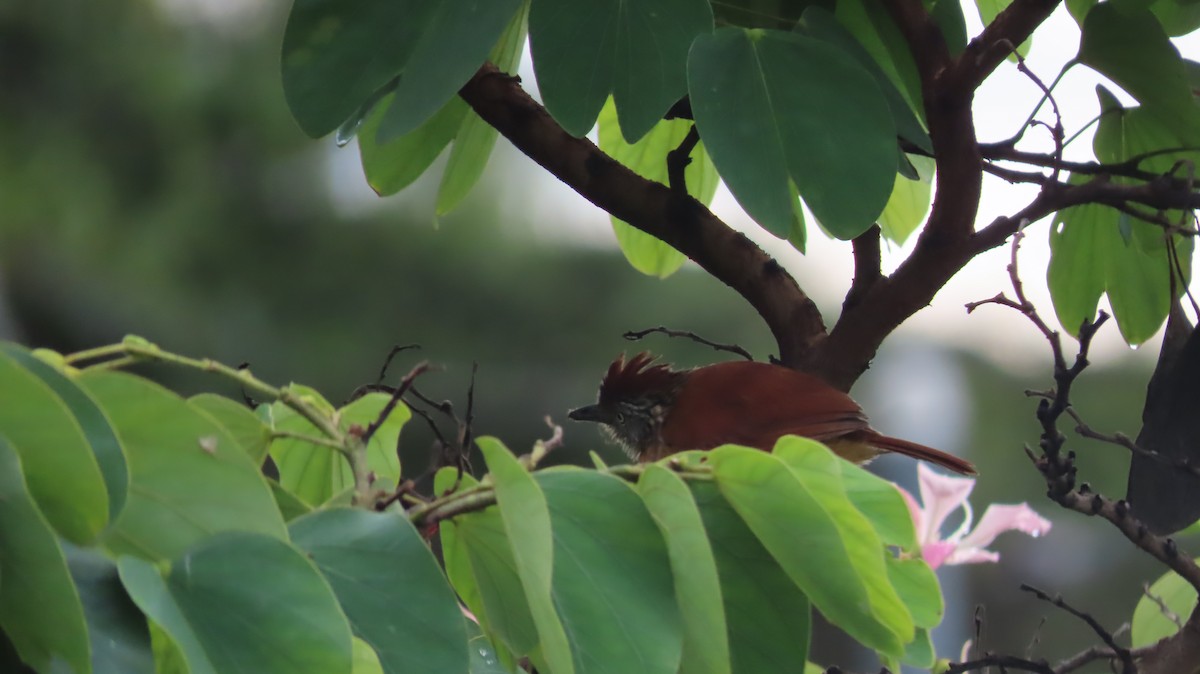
[898,463,1052,569]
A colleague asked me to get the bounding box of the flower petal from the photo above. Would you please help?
[897,483,925,538]
[921,541,958,569]
[916,463,976,543]
[944,547,1000,566]
[957,503,1052,552]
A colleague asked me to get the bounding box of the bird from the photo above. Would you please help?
[568,352,975,475]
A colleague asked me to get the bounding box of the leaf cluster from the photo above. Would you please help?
[0,339,944,674]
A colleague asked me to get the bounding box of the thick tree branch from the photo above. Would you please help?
[947,0,1062,93]
[456,64,827,366]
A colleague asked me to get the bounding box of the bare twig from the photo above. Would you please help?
[1019,584,1134,673]
[666,124,701,195]
[623,326,755,361]
[361,362,431,446]
[1144,582,1184,630]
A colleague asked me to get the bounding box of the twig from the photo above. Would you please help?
[945,653,1055,673]
[361,362,431,446]
[666,124,701,195]
[623,326,755,361]
[1144,582,1184,630]
[1019,584,1134,673]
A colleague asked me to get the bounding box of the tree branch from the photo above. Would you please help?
[456,64,827,367]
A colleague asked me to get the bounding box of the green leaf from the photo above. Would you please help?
[797,8,931,153]
[269,478,314,521]
[931,0,968,56]
[688,28,897,240]
[0,347,109,543]
[529,0,713,141]
[376,0,523,141]
[1132,567,1196,646]
[466,620,519,674]
[290,509,470,674]
[885,556,943,628]
[637,465,730,674]
[1078,4,1200,140]
[0,436,91,674]
[537,469,683,674]
[189,393,271,465]
[477,437,574,674]
[710,443,912,657]
[63,542,155,674]
[833,451,919,550]
[902,628,935,668]
[360,94,470,197]
[1047,177,1112,337]
[877,155,934,245]
[77,371,286,560]
[2,343,128,527]
[1049,87,1196,343]
[834,0,924,121]
[120,532,353,674]
[597,97,718,277]
[438,470,538,658]
[437,2,530,215]
[353,638,385,674]
[267,392,408,507]
[691,481,811,674]
[1151,0,1200,36]
[281,0,435,137]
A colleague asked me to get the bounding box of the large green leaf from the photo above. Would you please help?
[2,344,127,526]
[290,508,470,674]
[266,392,408,507]
[1047,175,1113,337]
[189,393,271,465]
[436,469,536,663]
[688,28,896,240]
[437,2,530,215]
[637,465,730,674]
[1132,566,1196,647]
[834,0,923,121]
[597,97,719,277]
[0,348,109,543]
[77,371,286,560]
[359,94,470,197]
[691,481,811,674]
[477,437,574,674]
[797,8,931,153]
[537,469,683,674]
[885,557,942,630]
[119,532,353,674]
[529,0,713,141]
[1078,4,1200,140]
[0,437,90,674]
[376,0,523,141]
[281,0,435,137]
[1049,87,1196,343]
[63,542,155,674]
[710,443,912,657]
[831,447,918,550]
[877,155,934,245]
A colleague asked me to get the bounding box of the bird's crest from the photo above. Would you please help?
[598,352,681,404]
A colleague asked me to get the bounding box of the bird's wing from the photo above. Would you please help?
[661,361,870,452]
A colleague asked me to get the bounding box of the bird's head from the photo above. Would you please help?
[568,353,683,460]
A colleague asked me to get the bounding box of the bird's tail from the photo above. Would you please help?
[866,432,977,475]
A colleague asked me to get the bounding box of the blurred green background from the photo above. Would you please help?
[0,0,1175,669]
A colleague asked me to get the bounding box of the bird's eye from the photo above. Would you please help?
[615,412,625,424]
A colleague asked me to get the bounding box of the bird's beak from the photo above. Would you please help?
[567,404,607,424]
